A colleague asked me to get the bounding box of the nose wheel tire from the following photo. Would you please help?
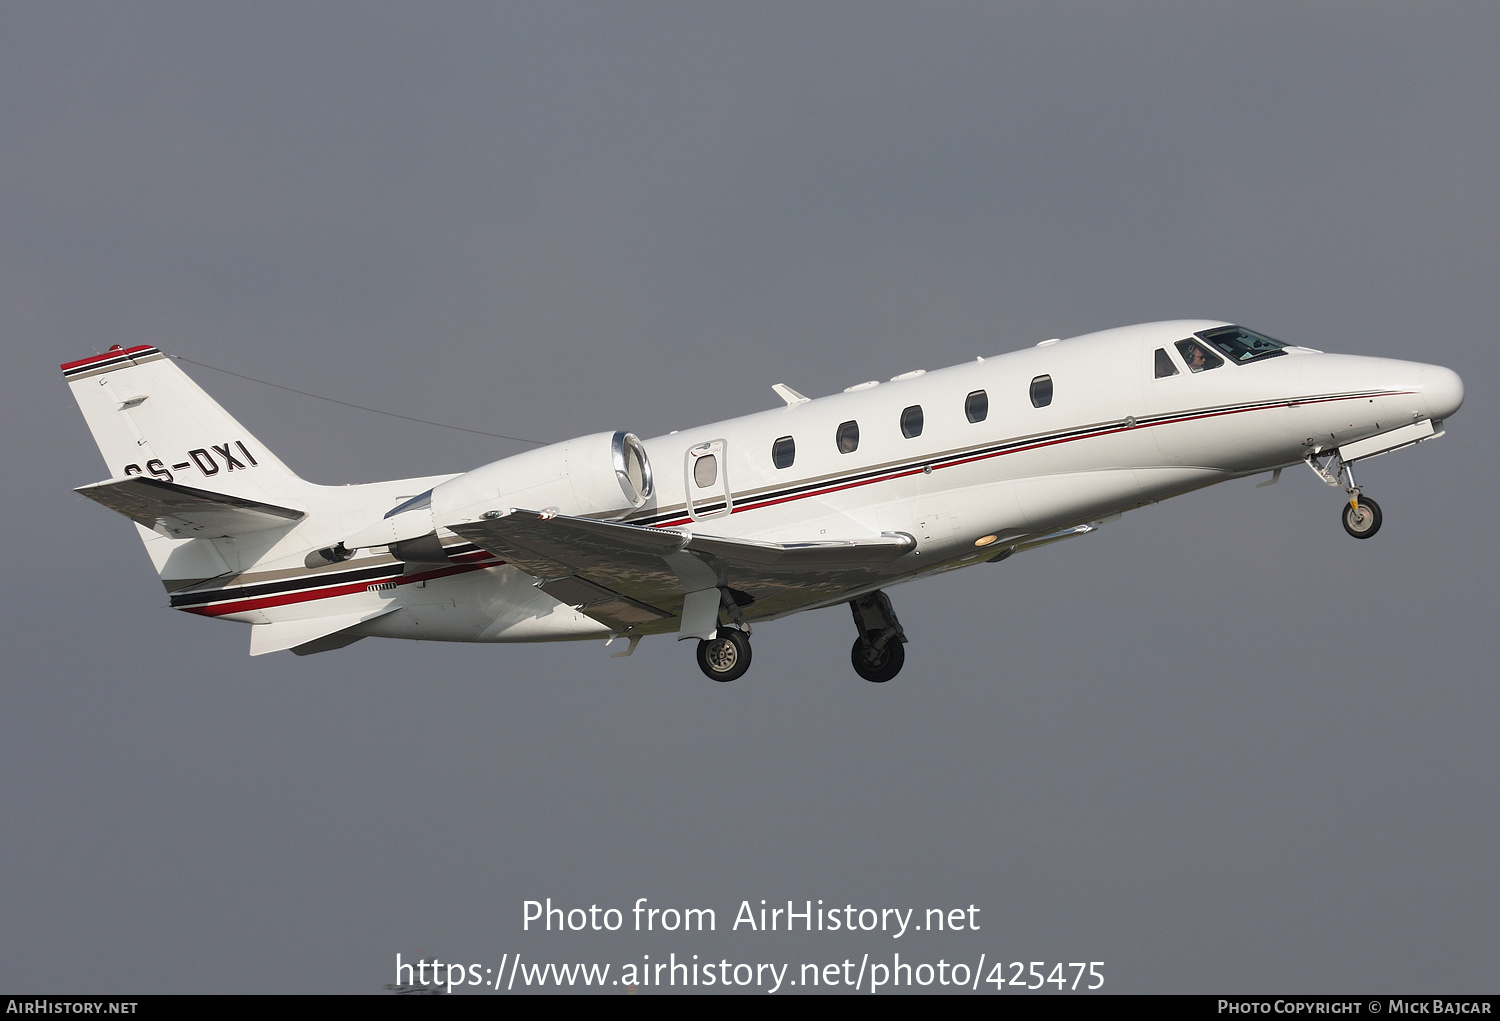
[851,631,905,683]
[696,630,751,682]
[1342,496,1383,539]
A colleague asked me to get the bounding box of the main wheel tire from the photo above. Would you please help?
[851,631,905,683]
[696,629,751,682]
[1342,496,1383,539]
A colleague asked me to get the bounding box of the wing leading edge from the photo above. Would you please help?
[445,509,915,635]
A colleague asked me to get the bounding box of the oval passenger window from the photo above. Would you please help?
[900,405,923,439]
[965,389,988,423]
[772,436,795,470]
[1029,375,1053,408]
[693,453,718,488]
[837,420,860,454]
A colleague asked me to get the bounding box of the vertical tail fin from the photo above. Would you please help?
[62,346,304,503]
[63,345,311,585]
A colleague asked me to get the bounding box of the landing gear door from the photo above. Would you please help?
[685,439,731,521]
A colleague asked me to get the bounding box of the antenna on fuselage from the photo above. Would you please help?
[772,383,811,406]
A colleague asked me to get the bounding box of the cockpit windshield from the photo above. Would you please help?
[1196,325,1288,364]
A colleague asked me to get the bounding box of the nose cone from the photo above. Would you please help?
[1422,365,1465,421]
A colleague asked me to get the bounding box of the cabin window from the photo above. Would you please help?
[1154,348,1179,378]
[900,405,924,438]
[837,420,860,454]
[772,436,795,469]
[1175,339,1223,373]
[1029,375,1053,408]
[965,390,988,423]
[693,452,719,488]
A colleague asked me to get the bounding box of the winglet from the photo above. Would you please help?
[772,383,810,406]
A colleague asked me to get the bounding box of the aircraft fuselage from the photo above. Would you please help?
[64,320,1464,672]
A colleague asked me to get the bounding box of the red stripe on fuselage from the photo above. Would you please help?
[176,389,1413,613]
[182,561,498,617]
[650,390,1410,528]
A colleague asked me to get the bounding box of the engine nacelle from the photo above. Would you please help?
[432,430,654,528]
[341,431,653,553]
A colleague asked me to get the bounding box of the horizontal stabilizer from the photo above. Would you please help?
[248,605,399,657]
[76,475,305,539]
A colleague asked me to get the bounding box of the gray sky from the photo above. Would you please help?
[3,2,1497,993]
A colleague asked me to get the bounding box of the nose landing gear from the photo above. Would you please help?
[1342,496,1382,539]
[1305,451,1383,540]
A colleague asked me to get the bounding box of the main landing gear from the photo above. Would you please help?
[849,590,907,683]
[1304,451,1384,540]
[695,588,753,682]
[692,588,911,684]
[696,629,751,682]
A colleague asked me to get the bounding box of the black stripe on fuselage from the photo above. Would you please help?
[170,389,1400,607]
[626,389,1398,527]
[169,562,400,608]
[168,540,492,608]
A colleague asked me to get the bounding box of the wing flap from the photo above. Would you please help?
[77,475,305,539]
[446,508,916,632]
[447,510,686,630]
[686,533,916,566]
[535,575,674,628]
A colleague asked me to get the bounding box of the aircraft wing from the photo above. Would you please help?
[445,509,915,634]
[76,475,306,539]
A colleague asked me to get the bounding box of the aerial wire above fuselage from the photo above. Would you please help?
[170,353,550,446]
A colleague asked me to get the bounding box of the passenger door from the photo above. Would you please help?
[685,439,731,521]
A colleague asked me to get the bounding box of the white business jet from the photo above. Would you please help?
[64,321,1463,682]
